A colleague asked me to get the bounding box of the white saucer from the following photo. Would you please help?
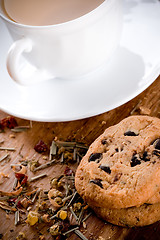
[0,0,160,122]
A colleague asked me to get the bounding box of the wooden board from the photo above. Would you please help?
[0,76,160,240]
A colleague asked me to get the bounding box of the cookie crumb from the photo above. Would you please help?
[83,221,87,229]
[9,134,16,138]
[139,106,151,115]
[98,237,105,240]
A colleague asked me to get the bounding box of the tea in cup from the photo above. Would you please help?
[3,0,105,25]
[0,0,123,85]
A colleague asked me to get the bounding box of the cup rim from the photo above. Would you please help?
[0,0,114,28]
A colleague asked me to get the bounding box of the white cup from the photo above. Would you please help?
[0,0,123,85]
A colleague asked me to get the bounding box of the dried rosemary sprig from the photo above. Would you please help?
[33,159,56,172]
[18,144,24,158]
[49,141,57,160]
[63,226,79,236]
[31,188,41,203]
[74,229,88,240]
[0,196,10,201]
[82,211,92,222]
[67,191,78,207]
[0,201,16,212]
[0,153,9,162]
[30,174,47,182]
[15,210,20,225]
[56,141,77,148]
[13,178,18,190]
[13,196,21,208]
[11,126,30,132]
[0,147,16,151]
[69,206,79,222]
[78,207,85,225]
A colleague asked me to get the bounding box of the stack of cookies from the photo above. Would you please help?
[75,116,160,227]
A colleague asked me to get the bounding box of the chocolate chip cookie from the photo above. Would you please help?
[92,202,160,227]
[75,116,160,209]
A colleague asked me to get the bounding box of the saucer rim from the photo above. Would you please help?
[0,0,160,122]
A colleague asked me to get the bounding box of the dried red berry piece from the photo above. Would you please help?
[0,121,5,130]
[1,116,18,129]
[64,166,74,176]
[34,140,48,153]
[15,172,28,185]
[8,198,22,208]
[8,197,17,205]
[15,173,25,181]
[21,175,28,185]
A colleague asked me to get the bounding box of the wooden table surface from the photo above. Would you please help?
[0,76,160,240]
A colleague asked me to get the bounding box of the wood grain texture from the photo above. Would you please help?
[0,76,160,240]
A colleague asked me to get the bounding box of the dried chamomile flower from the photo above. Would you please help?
[73,202,82,212]
[54,197,63,206]
[29,159,40,172]
[48,191,62,209]
[26,211,39,226]
[50,178,58,188]
[50,189,63,198]
[57,210,67,220]
[16,232,26,240]
[41,214,51,223]
[50,223,61,236]
[38,201,47,211]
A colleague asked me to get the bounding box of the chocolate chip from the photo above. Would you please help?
[101,139,107,145]
[154,139,160,150]
[153,150,160,158]
[131,155,141,167]
[90,179,103,188]
[124,131,138,136]
[141,151,150,162]
[89,153,102,162]
[151,138,160,149]
[99,165,111,174]
[113,173,122,182]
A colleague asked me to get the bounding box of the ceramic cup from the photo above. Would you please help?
[0,0,123,85]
